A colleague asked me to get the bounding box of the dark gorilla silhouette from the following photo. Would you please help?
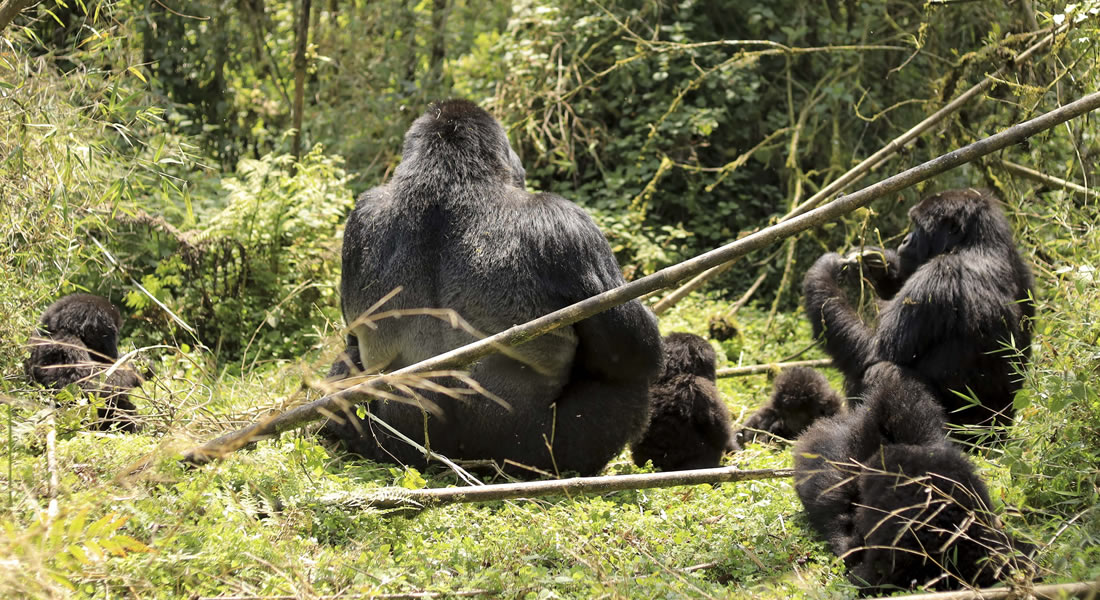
[24,293,143,431]
[322,100,662,477]
[793,363,1033,594]
[630,333,735,471]
[803,189,1035,431]
[734,366,842,450]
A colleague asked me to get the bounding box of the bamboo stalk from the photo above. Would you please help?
[0,0,36,32]
[653,23,1071,312]
[864,580,1099,600]
[324,467,793,510]
[716,358,832,378]
[181,91,1100,466]
[997,159,1093,200]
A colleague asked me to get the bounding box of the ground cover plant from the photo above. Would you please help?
[2,0,1099,598]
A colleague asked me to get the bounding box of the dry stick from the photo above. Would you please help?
[181,91,1100,466]
[725,270,767,319]
[325,467,793,510]
[716,358,832,379]
[201,591,494,600]
[652,23,1071,313]
[863,580,1099,600]
[45,411,59,522]
[997,159,1093,200]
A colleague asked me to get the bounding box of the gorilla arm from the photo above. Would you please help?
[803,253,878,383]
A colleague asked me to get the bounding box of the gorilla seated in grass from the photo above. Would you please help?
[793,363,1033,594]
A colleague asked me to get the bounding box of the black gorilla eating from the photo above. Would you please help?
[630,333,735,471]
[803,189,1035,431]
[24,293,143,431]
[733,366,842,450]
[793,363,1033,594]
[322,100,662,476]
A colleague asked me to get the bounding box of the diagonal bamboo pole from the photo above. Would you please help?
[181,91,1100,465]
[652,23,1072,312]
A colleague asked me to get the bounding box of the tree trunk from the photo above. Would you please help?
[291,0,312,164]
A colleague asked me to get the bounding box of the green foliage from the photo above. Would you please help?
[110,148,354,366]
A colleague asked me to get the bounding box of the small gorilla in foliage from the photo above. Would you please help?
[24,293,143,431]
[733,366,842,450]
[630,333,735,471]
[793,363,1033,594]
[322,100,662,477]
[803,189,1035,431]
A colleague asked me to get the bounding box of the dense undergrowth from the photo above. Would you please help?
[2,0,1100,598]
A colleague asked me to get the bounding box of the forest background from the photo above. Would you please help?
[1,0,1099,597]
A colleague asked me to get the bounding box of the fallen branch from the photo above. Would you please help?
[716,358,832,379]
[320,466,793,510]
[653,22,1072,312]
[996,159,1093,200]
[201,590,494,600]
[181,90,1100,466]
[864,580,1099,600]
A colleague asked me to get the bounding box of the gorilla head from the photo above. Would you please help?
[25,293,142,431]
[793,363,1034,594]
[734,366,842,450]
[803,189,1035,434]
[324,100,662,477]
[631,333,734,471]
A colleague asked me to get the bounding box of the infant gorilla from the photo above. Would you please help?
[24,293,143,431]
[631,333,735,471]
[733,366,842,450]
[793,363,1032,593]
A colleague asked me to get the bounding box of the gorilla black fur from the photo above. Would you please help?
[803,189,1035,431]
[322,100,662,476]
[630,333,734,471]
[793,363,1032,594]
[24,293,142,431]
[734,366,842,449]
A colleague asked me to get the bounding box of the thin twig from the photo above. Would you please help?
[996,159,1093,200]
[319,467,793,510]
[716,358,832,379]
[180,91,1100,465]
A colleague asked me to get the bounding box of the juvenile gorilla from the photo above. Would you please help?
[793,363,1032,593]
[24,293,143,431]
[323,100,662,476]
[734,366,842,450]
[631,333,735,471]
[804,189,1035,430]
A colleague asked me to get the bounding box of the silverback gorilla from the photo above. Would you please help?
[322,100,662,476]
[793,363,1032,593]
[631,333,735,471]
[734,366,842,450]
[24,293,142,431]
[803,189,1035,431]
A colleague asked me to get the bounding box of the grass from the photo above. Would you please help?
[2,15,1099,600]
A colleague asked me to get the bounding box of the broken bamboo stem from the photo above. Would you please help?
[324,466,793,510]
[716,358,832,378]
